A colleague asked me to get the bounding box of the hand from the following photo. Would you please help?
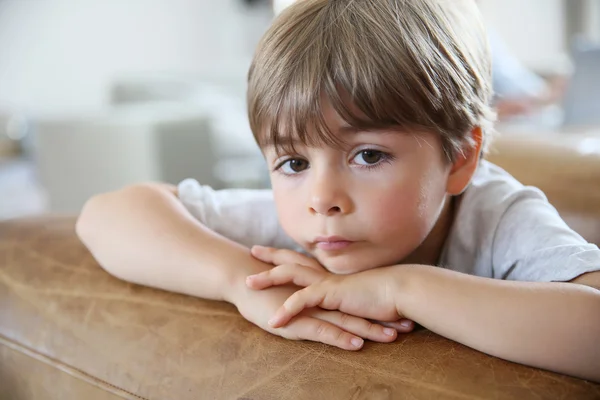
[250,246,415,332]
[231,282,399,351]
[246,264,409,330]
[251,245,326,271]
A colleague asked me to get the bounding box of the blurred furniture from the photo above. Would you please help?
[31,104,215,213]
[110,78,267,188]
[31,77,270,213]
[1,131,600,399]
[1,216,599,400]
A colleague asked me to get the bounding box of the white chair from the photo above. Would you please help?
[32,104,216,213]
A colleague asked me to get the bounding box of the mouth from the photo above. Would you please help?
[313,236,355,251]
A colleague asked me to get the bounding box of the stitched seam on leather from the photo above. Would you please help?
[0,334,147,400]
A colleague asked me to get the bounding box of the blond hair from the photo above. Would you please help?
[248,0,496,161]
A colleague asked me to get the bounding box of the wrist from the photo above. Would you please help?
[391,264,429,321]
[222,252,271,306]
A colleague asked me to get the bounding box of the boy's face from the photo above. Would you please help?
[263,101,470,274]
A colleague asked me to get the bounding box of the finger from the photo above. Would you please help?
[288,316,365,351]
[246,264,324,290]
[251,246,303,265]
[268,286,328,328]
[251,246,322,270]
[376,319,415,333]
[250,245,278,264]
[316,311,397,343]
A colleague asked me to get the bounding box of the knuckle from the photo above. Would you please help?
[365,320,376,333]
[339,312,352,328]
[335,328,345,343]
[315,322,328,338]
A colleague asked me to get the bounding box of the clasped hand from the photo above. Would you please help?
[240,246,414,350]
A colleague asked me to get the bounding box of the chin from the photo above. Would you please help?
[319,254,379,275]
[318,249,409,275]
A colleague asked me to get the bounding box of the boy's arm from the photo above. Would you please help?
[250,262,600,381]
[76,183,258,302]
[397,266,600,382]
[76,183,401,349]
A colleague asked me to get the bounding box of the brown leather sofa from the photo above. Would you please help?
[1,132,600,400]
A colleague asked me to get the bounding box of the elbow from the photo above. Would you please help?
[76,192,107,247]
[76,183,173,243]
[76,189,134,282]
[75,183,177,281]
[75,185,139,260]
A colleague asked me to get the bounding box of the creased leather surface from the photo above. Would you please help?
[1,216,599,400]
[0,340,126,400]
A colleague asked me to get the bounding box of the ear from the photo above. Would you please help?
[446,127,483,195]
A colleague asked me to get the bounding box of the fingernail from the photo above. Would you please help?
[383,328,396,336]
[268,317,278,326]
[351,337,364,348]
[400,320,412,328]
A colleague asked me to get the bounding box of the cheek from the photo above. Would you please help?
[369,186,427,237]
[366,171,447,241]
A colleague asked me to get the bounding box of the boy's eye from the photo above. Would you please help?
[353,150,384,165]
[278,158,309,174]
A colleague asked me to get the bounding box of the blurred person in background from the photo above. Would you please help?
[488,29,567,120]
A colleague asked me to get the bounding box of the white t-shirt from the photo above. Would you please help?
[177,161,600,282]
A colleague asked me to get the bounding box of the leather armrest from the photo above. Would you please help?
[1,217,598,399]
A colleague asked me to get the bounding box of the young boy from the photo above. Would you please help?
[77,0,600,382]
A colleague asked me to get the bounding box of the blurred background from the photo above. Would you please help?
[0,0,599,220]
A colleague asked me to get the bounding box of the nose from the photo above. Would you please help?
[308,170,353,216]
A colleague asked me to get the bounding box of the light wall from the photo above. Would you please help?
[0,0,592,114]
[0,0,270,114]
[474,0,567,74]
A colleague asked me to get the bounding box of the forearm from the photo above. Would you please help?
[398,265,600,382]
[76,184,268,303]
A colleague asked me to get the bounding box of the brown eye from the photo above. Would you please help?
[279,158,309,174]
[289,159,308,172]
[357,150,383,165]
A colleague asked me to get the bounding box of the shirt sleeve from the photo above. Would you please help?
[492,188,600,282]
[176,178,300,251]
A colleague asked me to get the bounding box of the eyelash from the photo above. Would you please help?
[273,149,395,176]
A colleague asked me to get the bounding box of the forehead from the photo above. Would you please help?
[257,94,380,152]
